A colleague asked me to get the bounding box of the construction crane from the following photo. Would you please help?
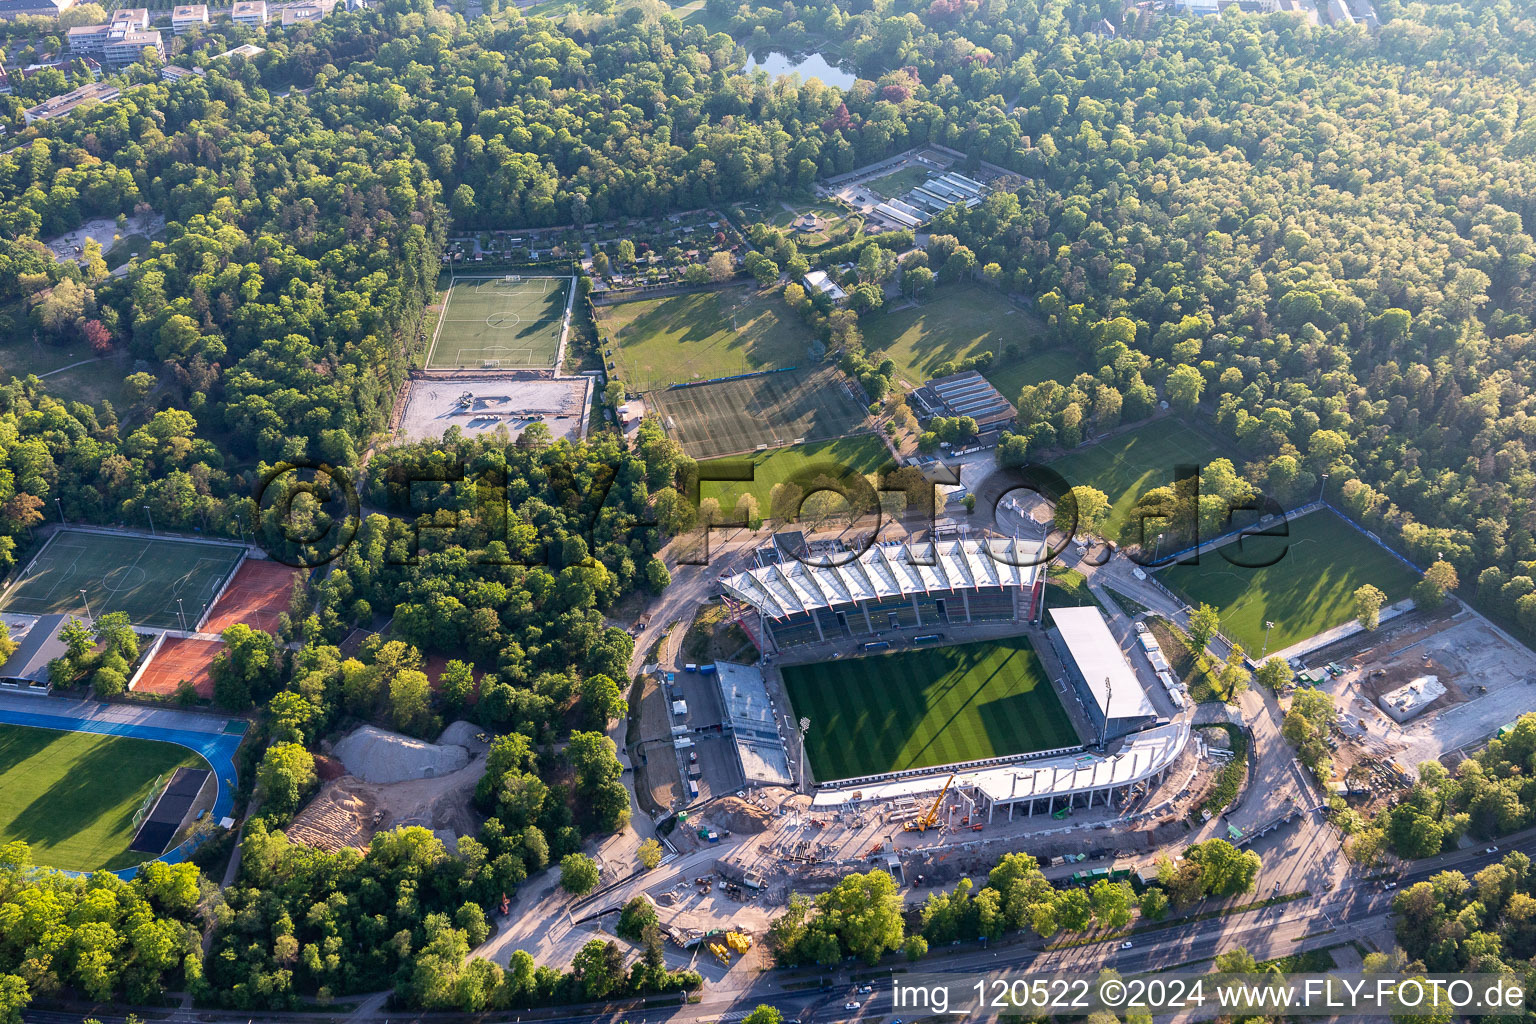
[903,773,955,832]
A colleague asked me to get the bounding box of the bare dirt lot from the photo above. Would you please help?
[396,376,591,443]
[287,758,486,851]
[1306,607,1536,777]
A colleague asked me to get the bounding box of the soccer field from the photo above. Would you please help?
[782,635,1077,781]
[1157,508,1422,654]
[860,284,1049,390]
[650,365,871,460]
[427,275,571,369]
[595,286,815,388]
[0,723,204,870]
[699,435,892,513]
[0,529,245,629]
[1044,419,1235,541]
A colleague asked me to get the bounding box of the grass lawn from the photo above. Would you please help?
[595,286,815,388]
[1043,418,1235,541]
[864,165,931,199]
[987,348,1092,400]
[861,284,1047,390]
[783,635,1075,781]
[0,724,204,870]
[700,434,891,512]
[1157,508,1422,653]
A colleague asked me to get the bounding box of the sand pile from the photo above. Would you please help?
[333,725,470,784]
[438,720,493,754]
[711,796,774,834]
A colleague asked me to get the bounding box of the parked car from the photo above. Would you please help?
[844,1001,861,1010]
[1121,941,1134,949]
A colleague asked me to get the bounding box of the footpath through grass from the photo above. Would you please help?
[782,635,1075,781]
[0,724,204,871]
[699,434,891,513]
[860,284,1047,388]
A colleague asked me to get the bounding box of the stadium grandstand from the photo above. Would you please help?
[911,369,1018,433]
[813,720,1188,822]
[1047,606,1161,743]
[718,536,1045,652]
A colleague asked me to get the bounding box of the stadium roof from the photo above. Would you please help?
[813,720,1187,807]
[720,537,1043,620]
[1048,606,1158,721]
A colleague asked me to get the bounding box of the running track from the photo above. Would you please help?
[0,693,245,876]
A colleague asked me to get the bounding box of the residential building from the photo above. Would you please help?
[0,66,9,95]
[231,0,268,25]
[279,0,334,25]
[161,63,205,81]
[171,3,208,32]
[0,0,75,19]
[70,8,163,65]
[22,80,120,124]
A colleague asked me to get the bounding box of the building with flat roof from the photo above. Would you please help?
[911,369,1018,432]
[215,42,266,59]
[714,661,792,786]
[0,614,67,685]
[719,537,1046,652]
[1380,675,1446,723]
[23,80,120,124]
[171,3,208,32]
[1047,606,1159,743]
[231,0,268,24]
[161,63,205,81]
[70,8,161,64]
[802,269,847,305]
[0,0,75,18]
[278,0,334,24]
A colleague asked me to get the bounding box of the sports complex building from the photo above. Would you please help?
[717,536,1046,652]
[1047,606,1161,743]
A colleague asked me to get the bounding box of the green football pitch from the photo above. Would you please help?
[782,635,1077,781]
[0,723,204,871]
[1157,508,1422,653]
[649,364,872,460]
[0,529,245,629]
[427,275,571,369]
[1044,418,1235,541]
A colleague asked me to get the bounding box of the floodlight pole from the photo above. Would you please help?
[1101,675,1111,750]
[177,598,186,633]
[1262,620,1275,658]
[79,589,94,626]
[144,505,155,535]
[1317,472,1329,505]
[54,497,65,523]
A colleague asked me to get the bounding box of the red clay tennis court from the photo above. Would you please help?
[203,559,301,633]
[132,637,222,699]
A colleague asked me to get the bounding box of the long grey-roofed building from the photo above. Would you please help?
[912,369,1017,432]
[1047,606,1159,743]
[719,537,1046,652]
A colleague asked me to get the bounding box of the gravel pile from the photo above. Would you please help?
[334,725,470,784]
[437,720,492,753]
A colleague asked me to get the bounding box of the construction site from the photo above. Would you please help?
[1283,605,1536,790]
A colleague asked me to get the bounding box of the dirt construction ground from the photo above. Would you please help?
[1307,607,1536,776]
[287,755,486,851]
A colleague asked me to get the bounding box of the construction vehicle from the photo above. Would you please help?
[709,942,731,965]
[726,932,752,954]
[903,774,956,832]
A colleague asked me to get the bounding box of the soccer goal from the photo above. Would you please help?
[482,359,503,368]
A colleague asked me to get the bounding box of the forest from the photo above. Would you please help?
[0,0,1535,1013]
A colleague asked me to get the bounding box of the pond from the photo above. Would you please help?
[741,51,856,90]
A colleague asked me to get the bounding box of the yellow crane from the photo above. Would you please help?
[903,773,955,832]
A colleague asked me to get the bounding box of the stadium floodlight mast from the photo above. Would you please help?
[177,598,187,633]
[1100,675,1111,750]
[79,589,94,626]
[144,505,155,535]
[1262,620,1276,658]
[1318,472,1329,504]
[54,497,64,523]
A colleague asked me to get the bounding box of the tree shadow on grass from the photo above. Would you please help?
[0,727,196,867]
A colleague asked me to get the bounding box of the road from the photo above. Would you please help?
[25,828,1536,1024]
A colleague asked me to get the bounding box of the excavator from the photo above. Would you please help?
[903,773,955,832]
